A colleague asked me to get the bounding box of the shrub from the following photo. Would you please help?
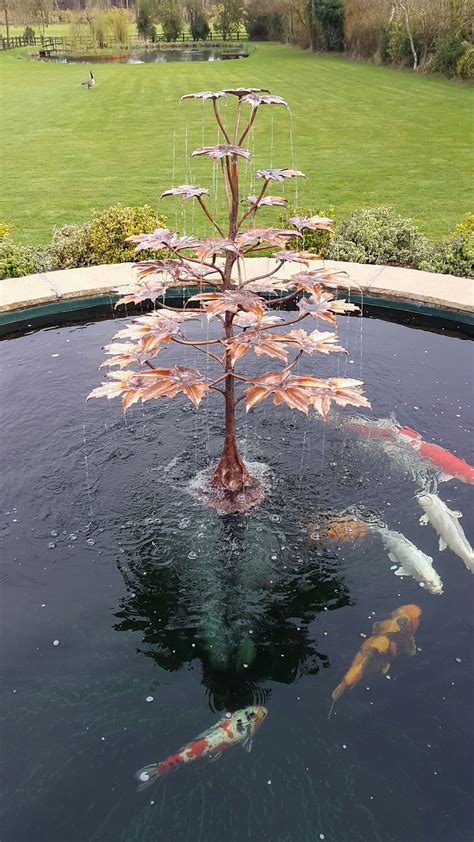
[136,1,156,41]
[456,45,474,80]
[421,213,474,278]
[23,25,36,43]
[326,207,432,268]
[431,34,467,77]
[0,238,52,280]
[50,223,93,270]
[280,204,335,256]
[0,222,13,241]
[89,204,166,265]
[246,9,283,41]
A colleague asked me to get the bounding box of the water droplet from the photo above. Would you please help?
[270,554,277,560]
[87,538,95,546]
[41,603,46,607]
[101,736,106,741]
[320,835,325,840]
[267,779,272,785]
[188,551,197,559]
[48,542,56,550]
[342,744,347,750]
[385,675,391,680]
[50,531,58,537]
[53,640,59,646]
[68,534,77,542]
[455,657,462,663]
[146,696,154,703]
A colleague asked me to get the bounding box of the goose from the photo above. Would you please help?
[81,71,96,90]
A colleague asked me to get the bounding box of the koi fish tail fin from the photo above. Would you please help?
[135,763,162,791]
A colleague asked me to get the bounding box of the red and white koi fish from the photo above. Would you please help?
[397,427,474,485]
[345,416,474,485]
[135,705,267,790]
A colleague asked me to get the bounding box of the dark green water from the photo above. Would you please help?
[1,311,472,841]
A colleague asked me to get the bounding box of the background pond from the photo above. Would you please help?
[37,48,249,64]
[1,309,473,842]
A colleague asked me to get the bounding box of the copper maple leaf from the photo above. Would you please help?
[100,342,150,369]
[192,237,243,262]
[113,310,196,353]
[287,268,347,294]
[181,91,227,101]
[256,168,306,182]
[87,370,152,412]
[244,369,327,415]
[243,277,290,294]
[289,215,334,232]
[128,229,197,254]
[285,329,346,355]
[242,94,288,109]
[306,378,371,420]
[273,249,315,265]
[189,290,267,319]
[223,87,271,97]
[233,312,283,328]
[237,227,302,249]
[297,293,359,325]
[161,185,210,200]
[224,331,289,365]
[88,366,209,411]
[192,144,251,161]
[115,280,169,307]
[244,195,288,208]
[136,365,209,408]
[133,258,182,281]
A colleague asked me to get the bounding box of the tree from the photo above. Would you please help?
[312,0,344,51]
[136,0,156,40]
[186,0,209,40]
[160,0,182,40]
[213,0,244,39]
[88,89,369,513]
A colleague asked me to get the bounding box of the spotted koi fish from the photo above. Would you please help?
[135,705,267,790]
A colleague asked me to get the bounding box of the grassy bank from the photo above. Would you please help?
[0,43,472,243]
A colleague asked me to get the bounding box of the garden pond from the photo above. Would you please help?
[1,305,473,841]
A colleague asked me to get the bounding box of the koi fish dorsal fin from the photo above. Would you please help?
[382,663,390,674]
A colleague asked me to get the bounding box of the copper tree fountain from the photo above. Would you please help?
[88,88,370,513]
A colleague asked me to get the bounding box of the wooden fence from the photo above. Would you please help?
[0,31,249,51]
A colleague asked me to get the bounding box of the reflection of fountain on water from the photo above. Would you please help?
[113,466,351,711]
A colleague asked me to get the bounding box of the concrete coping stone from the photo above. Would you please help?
[1,259,472,316]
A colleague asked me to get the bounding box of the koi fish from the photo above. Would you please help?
[330,604,421,715]
[398,427,474,484]
[372,603,421,655]
[307,513,369,545]
[417,492,474,573]
[373,526,443,595]
[345,415,474,485]
[135,705,267,790]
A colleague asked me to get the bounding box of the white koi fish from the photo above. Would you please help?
[373,526,443,595]
[417,492,474,574]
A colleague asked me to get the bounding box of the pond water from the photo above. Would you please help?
[38,48,249,64]
[1,308,473,842]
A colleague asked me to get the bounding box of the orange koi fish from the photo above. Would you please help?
[135,706,267,790]
[329,604,421,716]
[307,513,369,545]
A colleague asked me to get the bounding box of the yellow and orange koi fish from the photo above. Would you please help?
[329,604,421,716]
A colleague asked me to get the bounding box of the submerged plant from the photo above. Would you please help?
[88,88,370,513]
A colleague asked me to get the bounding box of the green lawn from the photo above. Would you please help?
[0,43,472,244]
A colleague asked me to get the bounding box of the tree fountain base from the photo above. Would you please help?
[188,462,268,514]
